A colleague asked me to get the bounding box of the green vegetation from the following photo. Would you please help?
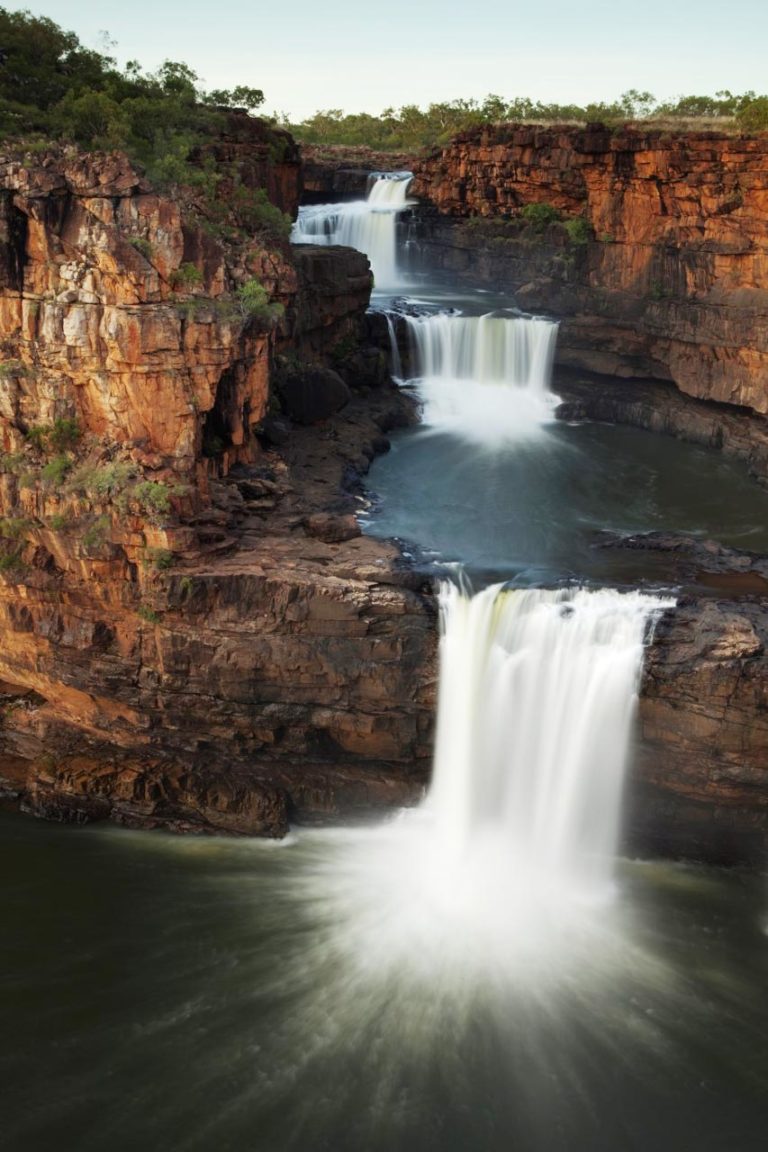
[137,604,161,625]
[65,463,173,524]
[199,181,292,243]
[170,262,203,290]
[24,426,48,451]
[564,216,591,245]
[0,359,28,377]
[0,517,31,540]
[521,203,561,231]
[0,453,27,475]
[67,461,136,499]
[129,236,154,260]
[81,515,111,554]
[24,418,81,454]
[49,418,81,452]
[144,547,175,570]
[0,549,23,573]
[0,8,264,183]
[286,89,768,151]
[132,481,172,522]
[236,279,285,325]
[738,96,768,132]
[41,454,72,487]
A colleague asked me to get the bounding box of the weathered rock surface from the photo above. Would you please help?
[2,131,768,867]
[411,125,768,415]
[301,145,416,203]
[634,596,768,866]
[194,111,302,218]
[0,142,436,837]
[554,370,768,480]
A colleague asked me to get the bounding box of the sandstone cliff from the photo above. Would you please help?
[1,126,767,868]
[411,125,768,417]
[0,133,435,835]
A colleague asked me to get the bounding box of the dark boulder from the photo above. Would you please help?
[276,364,351,425]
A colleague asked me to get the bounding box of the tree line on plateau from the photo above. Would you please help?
[0,6,263,185]
[283,91,768,150]
[1,7,767,170]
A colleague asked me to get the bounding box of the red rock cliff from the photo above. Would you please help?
[411,125,768,415]
[0,139,436,835]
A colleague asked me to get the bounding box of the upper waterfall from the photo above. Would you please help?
[291,172,413,291]
[401,311,560,443]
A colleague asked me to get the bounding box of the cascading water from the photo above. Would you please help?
[401,311,560,442]
[291,172,413,290]
[308,580,674,983]
[428,582,674,904]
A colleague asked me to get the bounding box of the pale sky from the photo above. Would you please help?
[9,0,768,121]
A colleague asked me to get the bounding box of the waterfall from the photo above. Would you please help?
[402,312,560,442]
[428,582,673,903]
[291,173,413,290]
[384,312,403,382]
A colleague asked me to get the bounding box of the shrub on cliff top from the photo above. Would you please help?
[737,97,768,132]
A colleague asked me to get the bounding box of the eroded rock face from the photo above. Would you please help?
[300,145,416,203]
[0,142,436,837]
[633,596,768,866]
[411,125,768,415]
[0,148,279,471]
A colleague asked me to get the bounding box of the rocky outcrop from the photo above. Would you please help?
[301,145,415,203]
[574,532,768,867]
[635,596,768,866]
[195,110,302,218]
[0,141,436,836]
[554,370,768,480]
[410,125,768,416]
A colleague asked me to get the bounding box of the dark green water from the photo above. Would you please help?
[1,811,767,1152]
[362,419,768,586]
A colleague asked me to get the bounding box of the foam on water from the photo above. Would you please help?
[291,172,413,290]
[402,311,560,444]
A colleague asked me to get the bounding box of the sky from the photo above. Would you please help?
[9,0,768,121]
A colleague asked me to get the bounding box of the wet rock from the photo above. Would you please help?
[256,415,291,446]
[631,597,768,868]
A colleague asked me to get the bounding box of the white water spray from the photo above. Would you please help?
[429,583,673,903]
[307,581,673,982]
[402,312,560,442]
[291,173,413,290]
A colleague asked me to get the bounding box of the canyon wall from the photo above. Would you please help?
[0,135,435,835]
[408,128,768,865]
[636,592,768,866]
[411,125,768,417]
[0,124,766,867]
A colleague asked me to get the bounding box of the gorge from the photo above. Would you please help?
[1,99,768,1151]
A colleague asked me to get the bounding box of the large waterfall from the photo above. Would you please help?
[291,173,413,290]
[428,582,673,903]
[309,580,673,981]
[401,311,560,442]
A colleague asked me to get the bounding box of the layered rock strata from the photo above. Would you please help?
[300,145,415,203]
[0,141,435,836]
[410,125,768,416]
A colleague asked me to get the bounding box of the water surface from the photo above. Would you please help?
[362,419,768,585]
